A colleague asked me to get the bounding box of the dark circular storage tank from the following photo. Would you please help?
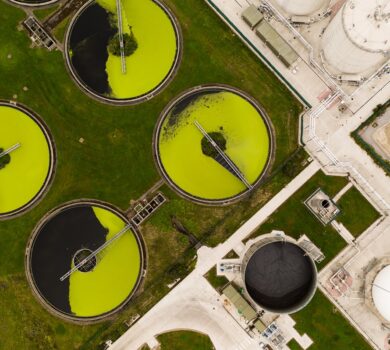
[243,241,317,314]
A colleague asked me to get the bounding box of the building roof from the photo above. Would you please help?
[254,319,266,332]
[255,20,299,67]
[242,5,264,29]
[223,284,257,321]
[304,188,340,225]
[372,265,390,322]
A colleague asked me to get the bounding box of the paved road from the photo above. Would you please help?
[111,276,259,350]
[306,89,390,212]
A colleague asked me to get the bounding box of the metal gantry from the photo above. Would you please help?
[116,0,127,74]
[130,193,166,226]
[0,143,21,158]
[194,120,253,189]
[60,224,133,281]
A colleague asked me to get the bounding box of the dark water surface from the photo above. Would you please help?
[30,206,108,315]
[69,4,115,95]
[168,89,222,126]
[245,242,316,313]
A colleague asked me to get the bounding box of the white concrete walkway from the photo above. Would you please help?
[111,276,260,350]
[331,221,355,245]
[332,182,353,202]
[276,315,313,350]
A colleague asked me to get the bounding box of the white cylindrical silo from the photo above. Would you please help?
[273,0,329,15]
[322,0,390,74]
[372,265,390,323]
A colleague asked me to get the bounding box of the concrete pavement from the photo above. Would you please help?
[111,276,259,350]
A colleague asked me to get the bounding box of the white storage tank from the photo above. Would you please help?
[273,0,329,15]
[372,265,390,323]
[322,0,390,74]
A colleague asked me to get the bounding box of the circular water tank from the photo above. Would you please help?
[322,0,390,74]
[372,265,390,322]
[274,0,329,15]
[243,241,317,314]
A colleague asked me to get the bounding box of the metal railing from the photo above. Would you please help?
[194,120,253,189]
[305,93,390,213]
[260,0,389,104]
[0,143,21,158]
[60,224,133,281]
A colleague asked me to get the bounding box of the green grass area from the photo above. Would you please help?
[337,186,381,237]
[53,16,71,43]
[245,170,349,267]
[0,0,303,348]
[292,291,371,350]
[158,330,215,350]
[33,5,59,21]
[205,266,229,291]
[148,153,308,248]
[281,147,310,179]
[139,345,150,350]
[287,339,302,350]
[223,250,239,259]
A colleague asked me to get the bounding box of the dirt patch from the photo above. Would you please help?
[373,121,390,159]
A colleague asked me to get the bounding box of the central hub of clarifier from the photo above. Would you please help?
[73,249,97,272]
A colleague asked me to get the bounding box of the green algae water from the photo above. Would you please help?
[156,88,271,202]
[68,0,178,101]
[69,206,141,317]
[101,0,177,99]
[28,202,143,320]
[0,105,51,215]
